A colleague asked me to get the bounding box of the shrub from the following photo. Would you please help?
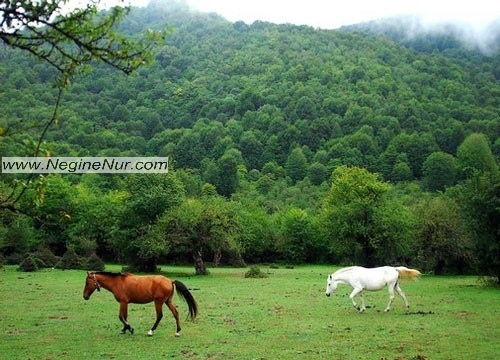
[244,266,268,278]
[18,255,42,272]
[83,253,105,271]
[31,247,60,268]
[55,247,84,270]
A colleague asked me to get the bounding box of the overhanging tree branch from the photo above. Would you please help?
[0,0,163,211]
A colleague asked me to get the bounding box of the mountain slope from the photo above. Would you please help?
[1,1,499,185]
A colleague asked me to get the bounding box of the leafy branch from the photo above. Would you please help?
[0,0,164,211]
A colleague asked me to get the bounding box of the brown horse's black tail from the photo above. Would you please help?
[173,280,198,321]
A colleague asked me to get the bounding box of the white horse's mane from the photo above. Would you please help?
[332,266,358,277]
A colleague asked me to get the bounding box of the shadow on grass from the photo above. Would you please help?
[406,310,435,315]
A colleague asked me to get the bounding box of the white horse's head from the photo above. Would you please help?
[325,274,338,297]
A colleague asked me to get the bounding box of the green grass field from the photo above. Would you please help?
[1,265,499,359]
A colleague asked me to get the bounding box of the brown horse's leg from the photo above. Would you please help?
[166,299,181,336]
[119,302,134,334]
[147,300,164,336]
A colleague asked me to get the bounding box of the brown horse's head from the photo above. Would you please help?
[83,272,101,300]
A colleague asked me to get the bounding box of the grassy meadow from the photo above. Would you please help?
[1,264,499,359]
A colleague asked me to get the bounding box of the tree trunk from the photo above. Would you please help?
[193,250,208,275]
[360,236,376,268]
[213,249,222,267]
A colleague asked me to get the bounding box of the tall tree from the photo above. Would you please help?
[285,147,308,182]
[279,208,312,263]
[414,196,472,274]
[456,133,498,178]
[422,151,458,192]
[322,166,414,266]
[117,173,185,272]
[161,196,241,275]
[449,171,500,282]
[214,150,240,197]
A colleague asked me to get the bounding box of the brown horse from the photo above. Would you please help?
[83,271,198,336]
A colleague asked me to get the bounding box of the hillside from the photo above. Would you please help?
[1,2,499,185]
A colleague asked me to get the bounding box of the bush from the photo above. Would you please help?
[83,253,105,271]
[244,266,268,278]
[55,247,84,270]
[31,247,60,268]
[18,255,42,272]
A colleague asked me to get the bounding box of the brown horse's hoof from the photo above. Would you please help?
[122,325,134,334]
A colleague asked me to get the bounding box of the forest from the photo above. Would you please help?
[0,0,499,280]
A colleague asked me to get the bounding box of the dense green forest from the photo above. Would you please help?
[1,0,499,279]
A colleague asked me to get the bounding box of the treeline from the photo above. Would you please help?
[1,163,498,278]
[0,0,499,279]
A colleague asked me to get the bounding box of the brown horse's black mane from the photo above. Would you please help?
[94,271,131,277]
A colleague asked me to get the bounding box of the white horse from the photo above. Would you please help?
[325,266,421,313]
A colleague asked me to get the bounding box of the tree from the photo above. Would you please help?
[239,130,263,170]
[0,1,158,78]
[308,162,328,185]
[279,208,313,264]
[162,197,241,275]
[322,166,414,266]
[422,151,458,191]
[0,0,161,211]
[215,151,240,197]
[0,211,37,263]
[175,131,204,168]
[456,133,498,178]
[235,88,263,117]
[449,171,500,282]
[118,173,185,272]
[390,153,413,182]
[24,175,74,255]
[236,203,277,263]
[414,196,472,274]
[123,173,185,227]
[285,147,308,182]
[68,184,127,260]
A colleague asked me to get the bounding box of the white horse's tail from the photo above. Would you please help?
[395,266,421,279]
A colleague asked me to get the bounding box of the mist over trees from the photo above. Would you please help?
[1,0,499,280]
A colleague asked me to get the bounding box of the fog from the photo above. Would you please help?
[104,1,499,32]
[105,0,500,52]
[184,0,499,30]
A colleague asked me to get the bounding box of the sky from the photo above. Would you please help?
[114,0,500,31]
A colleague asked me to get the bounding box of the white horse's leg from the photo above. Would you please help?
[349,288,364,312]
[358,291,366,312]
[384,284,395,312]
[395,283,410,312]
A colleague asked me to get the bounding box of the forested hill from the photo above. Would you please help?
[2,0,499,187]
